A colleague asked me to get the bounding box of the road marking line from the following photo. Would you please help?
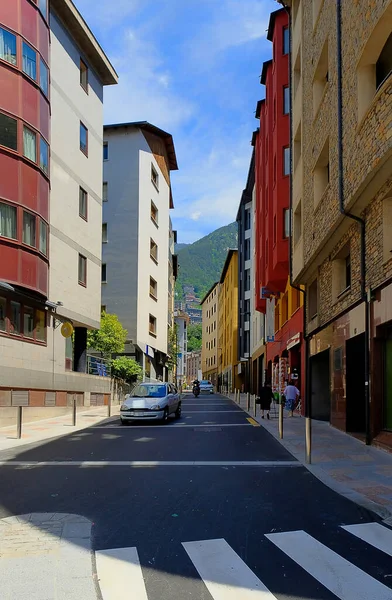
[265,530,392,600]
[0,460,301,467]
[247,418,260,427]
[182,411,243,413]
[95,547,148,600]
[182,538,278,599]
[342,523,392,557]
[91,423,253,429]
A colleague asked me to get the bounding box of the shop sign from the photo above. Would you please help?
[287,332,301,350]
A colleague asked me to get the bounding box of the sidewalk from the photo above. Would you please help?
[0,406,119,452]
[228,392,392,524]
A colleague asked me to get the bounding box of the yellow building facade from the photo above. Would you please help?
[200,282,220,386]
[218,250,241,392]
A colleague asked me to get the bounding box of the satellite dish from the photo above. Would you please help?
[61,322,74,338]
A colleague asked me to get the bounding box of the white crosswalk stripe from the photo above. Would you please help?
[182,538,278,599]
[95,523,392,599]
[265,529,392,600]
[342,522,392,557]
[96,547,148,600]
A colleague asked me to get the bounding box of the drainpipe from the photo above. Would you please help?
[336,0,370,445]
[278,1,312,461]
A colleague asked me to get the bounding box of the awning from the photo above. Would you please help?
[287,333,301,351]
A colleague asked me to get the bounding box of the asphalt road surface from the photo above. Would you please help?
[1,393,392,600]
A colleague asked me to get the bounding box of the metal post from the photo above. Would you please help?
[253,395,257,417]
[279,402,284,439]
[108,393,112,417]
[247,392,250,411]
[16,406,22,439]
[305,417,312,464]
[72,394,77,426]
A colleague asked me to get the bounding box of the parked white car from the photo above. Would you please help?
[120,383,181,424]
[199,380,214,394]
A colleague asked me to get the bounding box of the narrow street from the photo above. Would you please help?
[1,394,392,599]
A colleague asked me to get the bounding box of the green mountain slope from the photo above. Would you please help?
[176,222,238,299]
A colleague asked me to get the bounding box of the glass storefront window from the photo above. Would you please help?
[0,297,6,331]
[24,307,34,338]
[10,301,21,335]
[35,310,46,342]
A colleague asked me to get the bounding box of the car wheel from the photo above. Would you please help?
[175,402,182,419]
[120,418,128,426]
[162,408,169,424]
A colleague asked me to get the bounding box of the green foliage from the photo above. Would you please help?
[175,222,238,300]
[87,312,127,357]
[167,324,179,373]
[187,323,202,352]
[110,356,142,383]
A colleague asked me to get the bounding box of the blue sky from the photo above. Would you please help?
[75,0,279,243]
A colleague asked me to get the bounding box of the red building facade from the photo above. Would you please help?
[254,8,305,402]
[0,0,50,298]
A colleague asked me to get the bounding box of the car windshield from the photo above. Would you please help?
[131,385,167,398]
[201,381,211,385]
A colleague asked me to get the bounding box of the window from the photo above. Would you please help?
[78,254,87,286]
[102,182,108,201]
[245,209,251,230]
[101,263,107,283]
[245,270,251,292]
[23,211,36,247]
[283,27,290,55]
[151,200,158,225]
[281,293,288,323]
[149,314,157,336]
[80,122,88,155]
[313,137,329,207]
[294,45,302,96]
[0,27,16,66]
[24,307,34,339]
[38,0,47,18]
[313,40,329,116]
[244,238,251,261]
[22,42,36,80]
[102,222,108,243]
[283,147,290,176]
[40,138,48,174]
[291,287,300,313]
[39,220,47,255]
[10,301,21,335]
[150,238,158,263]
[0,297,6,331]
[283,86,290,114]
[23,126,36,162]
[151,164,159,189]
[150,277,157,299]
[0,113,17,151]
[284,208,290,238]
[79,187,87,220]
[0,202,17,240]
[308,279,318,320]
[293,121,302,172]
[294,200,302,245]
[332,244,351,300]
[376,33,392,89]
[80,58,88,92]
[35,309,45,341]
[103,142,108,160]
[40,58,48,96]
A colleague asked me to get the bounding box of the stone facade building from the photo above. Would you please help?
[288,0,392,447]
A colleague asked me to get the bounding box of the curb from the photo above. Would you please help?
[220,393,392,523]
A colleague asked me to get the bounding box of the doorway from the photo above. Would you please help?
[346,333,366,433]
[384,329,392,431]
[310,349,330,421]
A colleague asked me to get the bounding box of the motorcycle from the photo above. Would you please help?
[192,384,200,397]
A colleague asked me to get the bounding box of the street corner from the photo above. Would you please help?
[0,512,97,600]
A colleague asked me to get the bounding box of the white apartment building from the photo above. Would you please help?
[0,0,117,423]
[101,122,178,380]
[174,310,189,389]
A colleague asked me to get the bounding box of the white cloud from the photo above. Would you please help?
[191,212,202,221]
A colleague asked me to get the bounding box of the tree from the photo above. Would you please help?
[187,323,202,352]
[87,312,127,357]
[167,324,179,375]
[110,356,143,383]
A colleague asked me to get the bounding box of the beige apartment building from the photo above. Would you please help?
[200,282,219,386]
[288,0,392,448]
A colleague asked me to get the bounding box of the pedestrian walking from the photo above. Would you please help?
[283,381,300,417]
[257,381,274,419]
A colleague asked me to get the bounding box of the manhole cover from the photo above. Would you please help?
[195,427,223,432]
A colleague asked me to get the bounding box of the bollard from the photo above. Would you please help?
[72,394,77,426]
[253,394,257,417]
[16,406,22,439]
[247,392,250,411]
[279,402,284,439]
[108,394,112,418]
[305,417,312,464]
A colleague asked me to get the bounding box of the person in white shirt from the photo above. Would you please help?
[283,381,300,417]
